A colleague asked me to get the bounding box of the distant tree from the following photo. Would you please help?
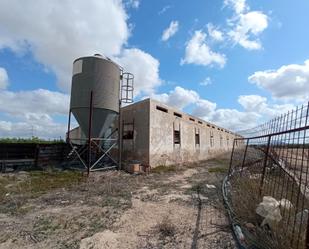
[0,136,65,144]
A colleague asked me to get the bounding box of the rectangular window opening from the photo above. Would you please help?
[174,112,182,118]
[156,105,168,113]
[123,123,134,140]
[210,131,214,147]
[198,121,203,124]
[189,118,195,122]
[174,130,181,144]
[195,133,200,145]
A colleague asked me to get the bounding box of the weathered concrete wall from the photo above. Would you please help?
[120,99,150,166]
[67,126,85,145]
[69,98,241,168]
[148,99,239,167]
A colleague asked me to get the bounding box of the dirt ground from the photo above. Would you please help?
[0,155,235,249]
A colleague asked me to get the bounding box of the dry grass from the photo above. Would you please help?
[1,171,83,199]
[151,165,178,174]
[0,154,235,249]
[208,166,229,173]
[157,216,176,238]
[229,173,308,249]
[0,170,84,214]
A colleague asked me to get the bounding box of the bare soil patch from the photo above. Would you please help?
[0,154,235,249]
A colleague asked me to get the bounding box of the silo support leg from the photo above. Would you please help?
[90,142,117,170]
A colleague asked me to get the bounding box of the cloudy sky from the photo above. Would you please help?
[0,0,308,138]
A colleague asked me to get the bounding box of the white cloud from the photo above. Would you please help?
[126,0,140,9]
[224,0,248,14]
[211,109,260,130]
[199,77,212,86]
[0,0,165,138]
[161,21,179,41]
[0,121,11,132]
[248,60,309,101]
[181,30,226,67]
[116,48,161,96]
[0,116,67,139]
[0,0,162,96]
[150,85,296,131]
[207,23,224,42]
[228,11,268,50]
[0,67,9,90]
[0,88,70,138]
[0,1,162,98]
[151,86,200,109]
[192,99,217,117]
[0,89,69,116]
[158,5,171,15]
[225,0,268,50]
[151,86,257,130]
[238,94,294,117]
[0,0,130,92]
[238,94,267,112]
[193,99,291,131]
[239,93,295,117]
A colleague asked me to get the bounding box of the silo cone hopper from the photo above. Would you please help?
[66,54,133,173]
[72,107,118,139]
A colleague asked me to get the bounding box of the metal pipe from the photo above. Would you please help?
[259,135,271,196]
[67,110,71,142]
[87,91,94,176]
[118,100,122,170]
[236,124,309,141]
[90,142,117,170]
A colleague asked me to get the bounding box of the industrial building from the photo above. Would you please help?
[121,98,239,167]
[67,54,239,171]
[70,98,239,168]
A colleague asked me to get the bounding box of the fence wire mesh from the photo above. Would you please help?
[226,102,309,249]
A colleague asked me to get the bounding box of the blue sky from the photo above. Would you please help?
[0,0,308,138]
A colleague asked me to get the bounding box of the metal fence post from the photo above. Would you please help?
[259,135,271,196]
[228,139,236,176]
[118,100,122,170]
[240,138,249,175]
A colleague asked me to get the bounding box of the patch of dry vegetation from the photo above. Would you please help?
[156,216,176,238]
[0,170,83,214]
[208,166,229,173]
[0,153,236,249]
[229,173,309,249]
[151,165,178,174]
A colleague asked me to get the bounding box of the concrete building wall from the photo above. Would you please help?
[120,99,150,166]
[148,99,238,167]
[69,98,240,168]
[67,126,85,145]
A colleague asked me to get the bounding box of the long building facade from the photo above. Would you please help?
[69,98,240,168]
[120,98,240,167]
